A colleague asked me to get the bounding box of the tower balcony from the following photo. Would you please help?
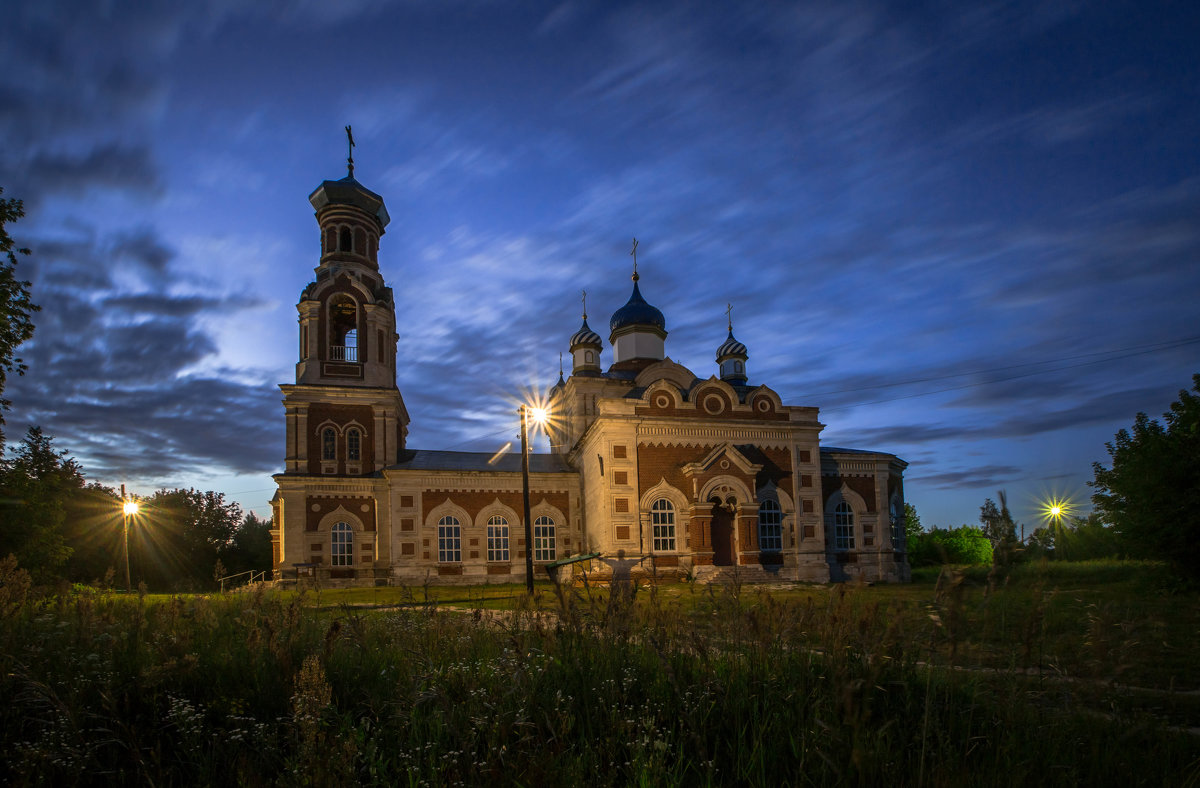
[330,345,358,362]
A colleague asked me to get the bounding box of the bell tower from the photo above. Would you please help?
[278,158,409,480]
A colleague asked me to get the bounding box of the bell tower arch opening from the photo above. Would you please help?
[328,295,359,362]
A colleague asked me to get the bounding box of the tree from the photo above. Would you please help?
[908,524,993,567]
[133,489,243,590]
[1091,374,1200,580]
[0,427,83,581]
[221,511,274,578]
[0,189,40,441]
[979,491,1019,548]
[903,502,923,545]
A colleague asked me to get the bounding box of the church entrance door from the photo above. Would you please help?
[710,501,735,566]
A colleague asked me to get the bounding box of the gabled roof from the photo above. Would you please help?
[681,442,763,477]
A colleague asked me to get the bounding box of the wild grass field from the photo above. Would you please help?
[0,559,1196,786]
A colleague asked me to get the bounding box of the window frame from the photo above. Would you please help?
[330,521,353,567]
[438,516,462,563]
[533,516,556,562]
[834,502,855,551]
[321,428,337,461]
[758,499,782,552]
[486,515,510,562]
[346,428,361,462]
[651,498,676,552]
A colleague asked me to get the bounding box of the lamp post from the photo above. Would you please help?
[120,483,139,592]
[519,403,549,595]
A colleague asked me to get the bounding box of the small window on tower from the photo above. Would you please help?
[339,227,352,252]
[586,350,594,364]
[354,227,366,256]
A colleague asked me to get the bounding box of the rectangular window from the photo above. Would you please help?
[533,518,557,562]
[799,450,811,463]
[487,523,510,562]
[652,504,676,552]
[438,524,461,563]
[613,445,627,459]
[347,430,361,461]
[758,503,782,552]
[800,474,812,488]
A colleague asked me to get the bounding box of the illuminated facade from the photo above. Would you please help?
[271,172,909,585]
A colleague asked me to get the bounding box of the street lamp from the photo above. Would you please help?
[121,483,139,592]
[520,403,549,595]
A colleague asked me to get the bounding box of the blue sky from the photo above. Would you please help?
[2,0,1197,530]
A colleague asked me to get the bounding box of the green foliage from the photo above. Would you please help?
[221,511,274,579]
[0,189,40,436]
[132,489,243,591]
[0,427,82,581]
[0,572,1195,785]
[909,525,994,567]
[903,501,922,544]
[1091,373,1200,581]
[1028,513,1125,562]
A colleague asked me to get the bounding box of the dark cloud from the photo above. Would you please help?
[910,464,1025,490]
[26,145,160,198]
[110,230,174,273]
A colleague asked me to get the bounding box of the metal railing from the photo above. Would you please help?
[329,345,358,362]
[217,569,271,593]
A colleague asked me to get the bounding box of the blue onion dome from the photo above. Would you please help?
[569,318,602,350]
[609,274,666,333]
[716,329,748,361]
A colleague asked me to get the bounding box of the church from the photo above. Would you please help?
[270,167,910,586]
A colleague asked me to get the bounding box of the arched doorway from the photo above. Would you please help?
[709,496,736,566]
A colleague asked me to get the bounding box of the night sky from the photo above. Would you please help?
[2,1,1197,529]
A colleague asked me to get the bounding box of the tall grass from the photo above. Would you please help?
[0,560,1196,786]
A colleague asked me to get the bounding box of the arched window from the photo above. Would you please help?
[322,428,336,461]
[834,502,855,550]
[346,429,361,462]
[487,515,510,562]
[734,360,743,373]
[533,516,556,561]
[331,522,353,566]
[758,499,782,552]
[339,227,352,252]
[651,498,676,552]
[438,516,461,563]
[891,499,904,551]
[325,227,336,253]
[585,350,594,364]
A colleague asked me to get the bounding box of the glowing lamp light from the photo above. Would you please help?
[1038,496,1074,526]
[528,406,549,426]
